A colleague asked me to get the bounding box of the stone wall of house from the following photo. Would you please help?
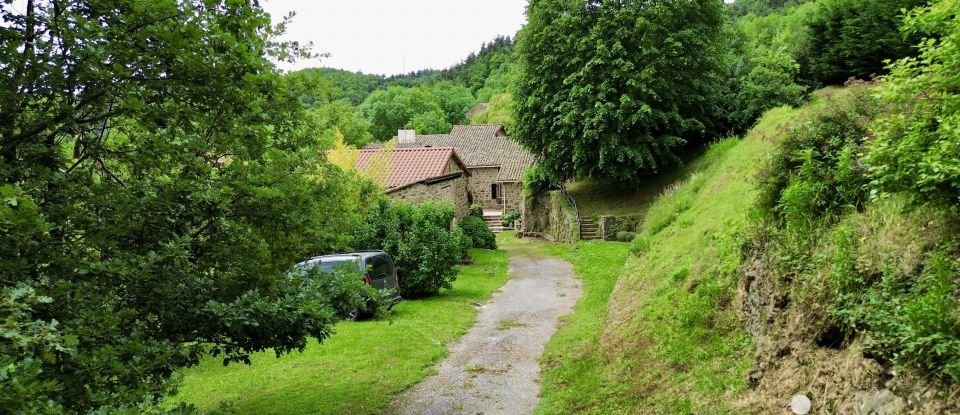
[520,191,579,243]
[388,176,470,220]
[501,182,522,213]
[466,167,501,209]
[599,214,645,241]
[444,160,462,175]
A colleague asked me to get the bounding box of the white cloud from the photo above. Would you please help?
[262,0,528,75]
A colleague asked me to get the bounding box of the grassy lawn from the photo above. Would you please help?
[172,247,510,415]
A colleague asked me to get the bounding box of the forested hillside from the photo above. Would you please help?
[283,36,516,144]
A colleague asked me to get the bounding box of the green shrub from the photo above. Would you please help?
[733,47,806,129]
[758,85,878,229]
[501,210,520,227]
[459,216,497,250]
[294,264,390,320]
[523,164,557,195]
[826,201,960,381]
[866,0,960,212]
[468,204,484,218]
[615,231,637,242]
[354,200,466,297]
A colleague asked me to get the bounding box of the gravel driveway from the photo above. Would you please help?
[384,249,580,415]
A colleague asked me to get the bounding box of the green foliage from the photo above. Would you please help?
[729,0,809,17]
[1,284,69,415]
[540,133,763,413]
[727,2,817,129]
[293,264,390,321]
[459,216,497,250]
[826,206,960,381]
[468,204,484,218]
[514,0,731,181]
[288,68,385,106]
[470,93,515,131]
[360,86,447,140]
[359,84,475,140]
[313,102,374,148]
[758,85,878,229]
[867,0,960,211]
[429,81,476,126]
[615,231,637,242]
[354,200,467,297]
[439,35,515,94]
[501,210,520,226]
[175,246,510,415]
[523,164,558,195]
[409,110,452,136]
[757,79,960,382]
[733,48,806,127]
[0,1,378,412]
[804,0,925,85]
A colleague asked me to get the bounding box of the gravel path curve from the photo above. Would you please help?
[384,249,580,415]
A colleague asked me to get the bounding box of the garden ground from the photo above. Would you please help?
[173,247,510,415]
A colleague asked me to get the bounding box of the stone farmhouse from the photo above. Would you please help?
[367,124,535,215]
[355,147,471,220]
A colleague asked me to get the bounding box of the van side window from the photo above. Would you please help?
[369,256,391,279]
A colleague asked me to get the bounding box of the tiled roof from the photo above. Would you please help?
[364,125,535,182]
[355,147,467,191]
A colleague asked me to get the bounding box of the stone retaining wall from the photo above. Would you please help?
[599,214,645,241]
[520,191,579,243]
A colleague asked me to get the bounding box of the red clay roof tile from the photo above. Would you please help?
[355,147,466,190]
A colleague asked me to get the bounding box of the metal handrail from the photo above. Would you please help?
[558,183,582,238]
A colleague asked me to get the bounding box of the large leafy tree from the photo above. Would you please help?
[359,84,475,140]
[804,0,925,85]
[0,1,376,412]
[360,86,447,139]
[514,0,730,182]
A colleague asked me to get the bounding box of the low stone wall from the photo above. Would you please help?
[389,175,470,220]
[520,191,579,243]
[599,214,645,241]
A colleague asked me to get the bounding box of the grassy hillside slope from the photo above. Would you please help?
[535,101,810,414]
[538,85,960,414]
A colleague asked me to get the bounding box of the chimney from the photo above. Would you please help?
[397,129,416,145]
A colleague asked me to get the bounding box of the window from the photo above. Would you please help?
[368,256,392,279]
[491,183,498,200]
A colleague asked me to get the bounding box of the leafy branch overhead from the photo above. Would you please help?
[1,1,377,413]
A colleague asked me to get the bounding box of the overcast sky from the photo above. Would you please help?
[262,0,528,76]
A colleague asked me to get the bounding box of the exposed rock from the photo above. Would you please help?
[790,394,812,414]
[856,389,906,415]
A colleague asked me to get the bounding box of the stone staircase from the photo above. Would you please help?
[580,217,601,240]
[483,212,507,233]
